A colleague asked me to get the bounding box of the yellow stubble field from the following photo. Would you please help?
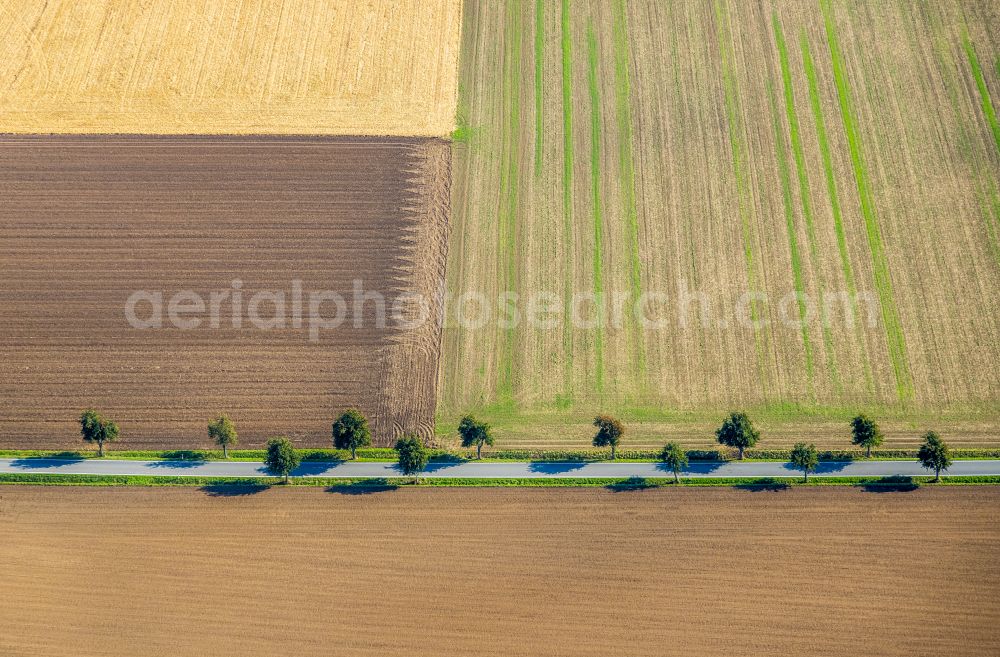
[0,0,462,135]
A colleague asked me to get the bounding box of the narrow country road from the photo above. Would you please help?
[2,458,998,479]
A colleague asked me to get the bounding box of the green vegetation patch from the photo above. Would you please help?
[586,20,606,393]
[534,0,545,176]
[560,0,576,398]
[611,0,646,378]
[963,34,1000,155]
[767,76,816,381]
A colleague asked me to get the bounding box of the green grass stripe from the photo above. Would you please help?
[766,78,815,382]
[963,34,1000,155]
[611,0,646,379]
[534,0,544,176]
[821,0,913,401]
[801,33,874,395]
[773,14,840,390]
[713,0,770,391]
[586,22,605,394]
[714,2,755,282]
[497,1,523,401]
[774,16,820,267]
[560,0,575,401]
[801,34,857,296]
[976,182,1000,268]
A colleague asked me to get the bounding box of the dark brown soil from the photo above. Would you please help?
[0,136,450,448]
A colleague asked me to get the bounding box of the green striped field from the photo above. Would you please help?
[438,0,1000,450]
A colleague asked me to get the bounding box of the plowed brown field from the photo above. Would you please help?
[0,136,450,448]
[1,485,997,656]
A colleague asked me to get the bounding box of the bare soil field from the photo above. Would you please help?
[1,485,997,656]
[0,0,462,135]
[0,136,450,449]
[439,0,1000,448]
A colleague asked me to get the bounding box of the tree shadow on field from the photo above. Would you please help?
[734,478,791,492]
[859,476,920,493]
[200,482,271,497]
[606,476,662,493]
[326,479,399,495]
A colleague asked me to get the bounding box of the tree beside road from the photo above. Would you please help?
[264,437,300,483]
[80,410,120,457]
[790,442,819,482]
[660,442,688,484]
[918,432,952,482]
[208,415,238,458]
[395,434,429,482]
[332,409,372,460]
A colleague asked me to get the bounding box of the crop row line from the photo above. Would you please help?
[820,0,913,401]
[611,0,647,381]
[713,0,772,394]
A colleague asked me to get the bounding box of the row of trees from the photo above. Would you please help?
[78,408,377,459]
[263,426,953,485]
[658,431,953,483]
[261,434,430,483]
[79,407,432,483]
[588,411,931,462]
[77,408,898,463]
[78,408,954,482]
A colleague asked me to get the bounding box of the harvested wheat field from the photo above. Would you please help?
[439,0,1000,448]
[0,136,450,449]
[0,0,461,135]
[1,485,997,657]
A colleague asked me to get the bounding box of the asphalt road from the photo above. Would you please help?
[2,458,998,479]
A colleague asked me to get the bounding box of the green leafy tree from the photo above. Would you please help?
[264,436,300,483]
[660,442,688,484]
[592,415,625,460]
[395,434,429,483]
[917,431,952,482]
[790,442,819,482]
[850,414,883,457]
[715,412,759,460]
[207,415,238,458]
[458,415,494,459]
[79,409,120,457]
[332,409,372,459]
